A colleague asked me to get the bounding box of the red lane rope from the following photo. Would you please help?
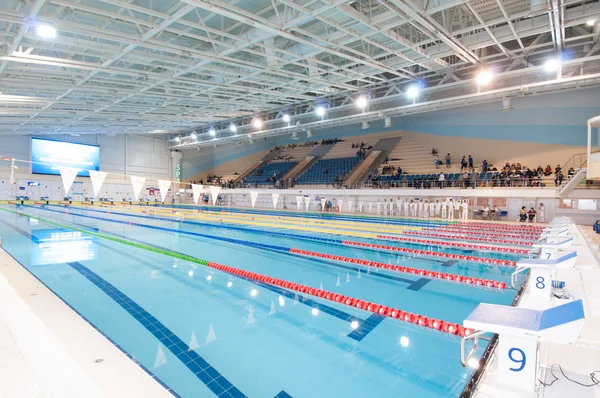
[373,235,530,254]
[290,248,507,288]
[420,227,540,239]
[206,261,474,337]
[400,230,534,246]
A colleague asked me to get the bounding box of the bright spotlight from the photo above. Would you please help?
[356,96,368,109]
[400,336,410,347]
[208,128,216,136]
[406,85,419,99]
[544,58,561,73]
[229,123,237,133]
[253,118,263,129]
[350,320,359,329]
[311,308,319,316]
[36,25,56,39]
[315,106,326,117]
[467,358,480,369]
[174,136,180,142]
[190,131,197,139]
[250,289,258,297]
[282,114,291,123]
[476,70,493,86]
[227,281,232,288]
[206,275,212,281]
[587,19,596,26]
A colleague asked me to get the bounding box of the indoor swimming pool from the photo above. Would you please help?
[0,204,537,398]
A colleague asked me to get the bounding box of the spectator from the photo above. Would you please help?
[461,156,467,170]
[438,172,445,188]
[555,171,564,186]
[536,166,544,176]
[383,155,389,164]
[527,207,536,223]
[482,159,488,173]
[538,203,545,222]
[468,155,473,170]
[482,204,490,219]
[434,154,439,169]
[445,153,451,168]
[470,172,477,189]
[431,148,438,156]
[568,167,575,178]
[555,164,562,175]
[544,165,552,176]
[490,205,498,220]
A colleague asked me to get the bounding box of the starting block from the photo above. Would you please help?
[532,237,573,259]
[462,299,584,393]
[541,226,569,238]
[511,251,578,301]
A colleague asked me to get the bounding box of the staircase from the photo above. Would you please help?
[344,150,383,187]
[559,168,587,197]
[282,156,318,182]
[233,149,282,183]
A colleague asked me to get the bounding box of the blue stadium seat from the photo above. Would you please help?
[296,157,360,184]
[244,161,297,185]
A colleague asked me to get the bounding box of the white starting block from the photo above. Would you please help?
[461,299,584,394]
[541,226,569,237]
[511,251,578,301]
[532,237,573,259]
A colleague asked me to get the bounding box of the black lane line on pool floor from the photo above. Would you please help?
[31,205,432,292]
[21,207,385,342]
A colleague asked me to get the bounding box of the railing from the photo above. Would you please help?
[344,150,381,187]
[233,159,264,183]
[347,175,558,189]
[562,152,588,172]
[460,331,490,367]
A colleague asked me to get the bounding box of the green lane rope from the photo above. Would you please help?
[0,207,208,266]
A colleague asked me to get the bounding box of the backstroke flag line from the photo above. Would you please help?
[59,167,79,196]
[89,170,107,198]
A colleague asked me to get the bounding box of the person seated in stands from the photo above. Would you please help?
[401,175,408,186]
[544,164,552,176]
[468,155,474,170]
[396,167,402,175]
[527,207,536,223]
[482,204,490,219]
[445,153,451,168]
[490,204,498,219]
[536,166,544,176]
[431,148,438,156]
[482,159,488,173]
[519,206,527,222]
[554,164,561,175]
[323,168,328,174]
[383,155,389,164]
[555,171,564,186]
[352,143,355,148]
[360,142,365,148]
[461,156,467,170]
[568,167,575,178]
[515,162,522,171]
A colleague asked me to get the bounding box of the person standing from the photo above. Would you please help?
[461,200,469,220]
[403,199,409,216]
[410,200,417,217]
[429,200,435,219]
[461,156,467,171]
[468,155,474,170]
[470,171,478,189]
[424,200,430,218]
[538,203,545,223]
[438,172,445,188]
[448,199,454,219]
[441,200,447,219]
[454,199,461,219]
[445,153,451,168]
[435,200,441,217]
[377,199,381,215]
[418,200,424,218]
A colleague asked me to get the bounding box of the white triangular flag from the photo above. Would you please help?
[272,193,280,209]
[304,196,311,211]
[157,179,171,202]
[357,269,362,279]
[250,191,259,208]
[89,170,107,197]
[247,307,255,325]
[188,331,199,351]
[209,186,221,205]
[205,323,216,344]
[59,166,79,195]
[321,198,326,210]
[346,272,350,283]
[336,275,340,287]
[296,196,303,211]
[348,201,353,212]
[153,344,167,368]
[130,176,146,201]
[269,299,276,316]
[192,184,203,204]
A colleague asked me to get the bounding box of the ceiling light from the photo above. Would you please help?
[406,85,419,99]
[306,129,313,138]
[361,121,370,130]
[384,117,392,128]
[476,70,493,86]
[315,106,326,117]
[36,25,56,39]
[253,118,262,129]
[544,58,561,73]
[356,96,368,109]
[174,136,180,142]
[229,123,237,133]
[586,19,596,26]
[282,114,291,123]
[190,131,197,139]
[208,128,216,136]
[291,131,298,139]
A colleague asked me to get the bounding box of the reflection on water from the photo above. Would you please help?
[31,229,97,265]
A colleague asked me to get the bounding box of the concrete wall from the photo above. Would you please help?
[179,87,600,177]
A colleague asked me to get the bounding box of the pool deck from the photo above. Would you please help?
[0,247,173,398]
[473,223,600,398]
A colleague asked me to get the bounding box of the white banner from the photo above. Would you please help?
[209,186,221,205]
[192,184,203,204]
[157,179,171,202]
[130,176,146,201]
[296,196,303,211]
[250,191,259,208]
[59,167,79,196]
[321,198,326,210]
[272,193,280,209]
[88,170,107,198]
[304,196,311,211]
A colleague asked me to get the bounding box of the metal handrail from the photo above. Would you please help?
[460,330,489,367]
[511,265,530,289]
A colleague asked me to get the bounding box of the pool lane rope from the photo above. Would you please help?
[25,205,511,288]
[1,207,475,337]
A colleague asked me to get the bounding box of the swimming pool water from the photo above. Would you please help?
[0,204,529,398]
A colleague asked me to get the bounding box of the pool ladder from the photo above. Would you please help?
[460,330,490,367]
